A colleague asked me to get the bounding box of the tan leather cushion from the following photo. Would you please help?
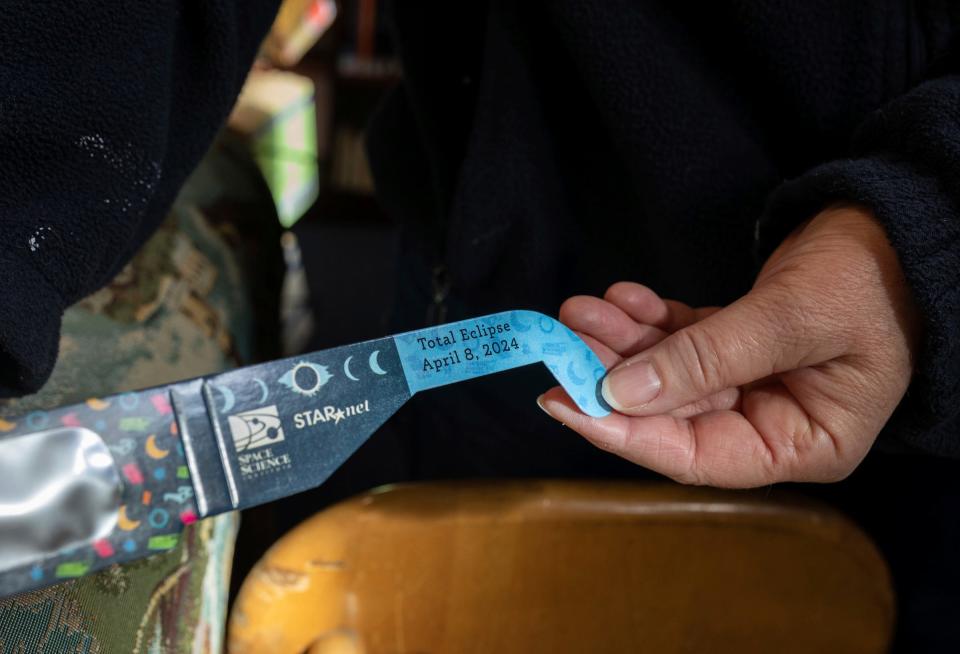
[229,481,893,654]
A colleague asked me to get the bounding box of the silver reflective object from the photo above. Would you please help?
[0,428,121,573]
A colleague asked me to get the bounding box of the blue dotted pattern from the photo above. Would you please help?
[394,310,610,417]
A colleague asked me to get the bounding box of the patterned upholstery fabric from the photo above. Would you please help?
[0,139,281,653]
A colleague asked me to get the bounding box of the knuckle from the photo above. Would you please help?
[626,417,703,486]
[787,417,860,483]
[675,420,703,486]
[672,327,727,395]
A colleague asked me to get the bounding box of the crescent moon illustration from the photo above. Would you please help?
[343,356,360,381]
[145,434,169,460]
[85,398,111,411]
[566,361,587,386]
[117,506,141,531]
[214,385,235,413]
[253,378,269,403]
[368,350,387,375]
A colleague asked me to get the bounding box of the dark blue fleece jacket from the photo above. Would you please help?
[366,0,960,458]
[0,1,278,392]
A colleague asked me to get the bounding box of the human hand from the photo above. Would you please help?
[538,206,923,487]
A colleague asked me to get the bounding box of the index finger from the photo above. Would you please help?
[538,387,782,488]
[603,282,720,332]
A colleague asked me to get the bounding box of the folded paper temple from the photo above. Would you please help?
[0,310,609,596]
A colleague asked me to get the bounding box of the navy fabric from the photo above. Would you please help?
[368,0,960,458]
[0,1,279,394]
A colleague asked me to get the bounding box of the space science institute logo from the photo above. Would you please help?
[228,405,293,479]
[227,405,286,452]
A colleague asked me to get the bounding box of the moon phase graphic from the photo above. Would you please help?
[214,385,236,413]
[343,356,360,381]
[279,361,332,397]
[368,350,387,375]
[566,361,587,386]
[117,506,141,531]
[253,378,269,403]
[145,434,170,460]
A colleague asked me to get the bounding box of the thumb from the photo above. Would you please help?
[600,289,826,415]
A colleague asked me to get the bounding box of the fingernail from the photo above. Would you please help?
[536,394,551,416]
[601,361,661,411]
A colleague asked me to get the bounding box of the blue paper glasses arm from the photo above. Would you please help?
[0,310,609,595]
[394,310,610,418]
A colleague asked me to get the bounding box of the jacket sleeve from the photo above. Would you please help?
[758,74,960,457]
[0,1,279,395]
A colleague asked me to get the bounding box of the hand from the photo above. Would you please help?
[538,206,923,487]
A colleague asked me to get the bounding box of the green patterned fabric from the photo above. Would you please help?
[0,140,280,653]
